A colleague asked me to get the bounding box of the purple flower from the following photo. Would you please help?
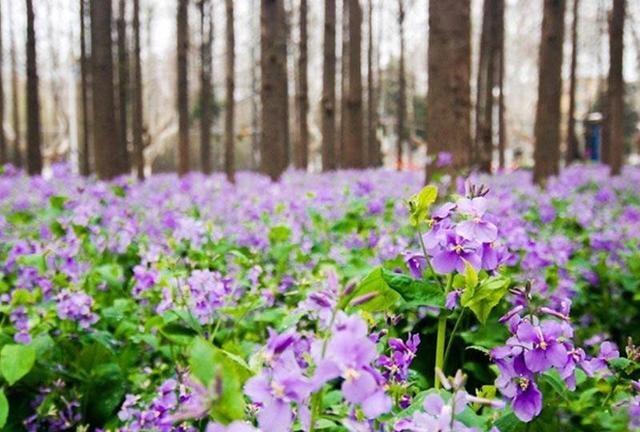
[312,314,392,419]
[516,321,569,372]
[10,306,31,344]
[56,289,98,329]
[494,354,542,422]
[455,197,498,243]
[431,231,481,274]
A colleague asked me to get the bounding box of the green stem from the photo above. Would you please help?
[435,315,447,389]
[443,309,465,370]
[435,275,453,389]
[309,308,339,432]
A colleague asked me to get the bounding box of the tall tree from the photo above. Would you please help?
[79,0,91,175]
[250,0,260,169]
[497,0,506,170]
[396,0,406,170]
[475,0,503,172]
[9,0,21,167]
[0,1,6,165]
[565,0,580,164]
[321,0,337,171]
[294,0,309,170]
[116,0,130,169]
[366,0,380,167]
[426,0,471,180]
[224,0,235,181]
[343,0,364,168]
[260,0,289,181]
[132,0,145,179]
[533,0,566,183]
[199,0,213,175]
[177,0,190,175]
[25,0,42,175]
[604,0,625,175]
[91,0,127,179]
[338,0,349,165]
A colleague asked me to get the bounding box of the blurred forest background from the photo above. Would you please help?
[1,0,640,182]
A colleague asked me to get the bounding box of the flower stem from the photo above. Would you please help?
[435,315,447,389]
[435,275,453,389]
[443,309,465,369]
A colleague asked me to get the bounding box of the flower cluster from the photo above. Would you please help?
[55,289,98,329]
[10,306,31,344]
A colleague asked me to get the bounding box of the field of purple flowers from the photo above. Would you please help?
[1,164,640,431]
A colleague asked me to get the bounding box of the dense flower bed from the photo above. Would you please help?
[0,163,639,431]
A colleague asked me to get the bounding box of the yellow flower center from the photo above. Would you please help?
[343,368,361,382]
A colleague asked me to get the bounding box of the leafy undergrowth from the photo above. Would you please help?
[0,163,639,431]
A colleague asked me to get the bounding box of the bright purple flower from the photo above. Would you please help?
[516,321,569,372]
[431,232,481,274]
[455,197,498,243]
[494,354,542,422]
[56,289,98,329]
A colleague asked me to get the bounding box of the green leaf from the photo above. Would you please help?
[188,337,249,424]
[343,267,401,312]
[268,225,292,244]
[540,369,569,402]
[1,344,36,385]
[408,185,438,226]
[461,275,510,324]
[49,195,68,211]
[382,270,444,307]
[464,261,478,291]
[16,254,47,273]
[94,264,124,288]
[0,389,7,428]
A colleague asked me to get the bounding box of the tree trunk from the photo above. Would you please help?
[199,0,213,175]
[533,0,566,184]
[397,0,406,171]
[339,0,349,166]
[224,0,235,181]
[497,0,506,170]
[132,0,145,179]
[177,0,190,176]
[366,0,380,167]
[91,0,127,179]
[605,0,625,175]
[9,0,21,167]
[565,0,580,164]
[25,0,42,175]
[260,0,289,181]
[475,0,502,173]
[343,0,364,168]
[116,0,130,170]
[426,0,471,181]
[294,0,309,170]
[79,0,91,176]
[0,2,6,166]
[250,0,260,170]
[321,0,337,171]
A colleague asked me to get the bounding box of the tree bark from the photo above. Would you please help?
[224,0,235,181]
[177,0,190,176]
[117,0,130,170]
[366,0,380,167]
[475,0,502,173]
[321,0,337,171]
[0,2,6,166]
[565,0,580,164]
[199,0,213,175]
[79,0,91,176]
[91,0,127,179]
[339,0,349,166]
[533,0,566,184]
[343,0,364,168]
[426,0,471,181]
[294,0,309,170]
[260,0,289,181]
[25,0,42,175]
[9,0,21,167]
[605,0,625,175]
[397,0,406,171]
[497,0,506,170]
[132,0,145,179]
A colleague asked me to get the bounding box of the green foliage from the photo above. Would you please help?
[1,344,36,386]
